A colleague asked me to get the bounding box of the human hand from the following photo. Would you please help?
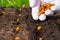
[29,0,60,21]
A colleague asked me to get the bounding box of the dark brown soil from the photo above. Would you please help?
[0,6,60,40]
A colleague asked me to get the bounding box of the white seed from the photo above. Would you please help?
[39,14,46,21]
[32,6,40,20]
[29,0,37,7]
[51,6,57,11]
[45,10,54,16]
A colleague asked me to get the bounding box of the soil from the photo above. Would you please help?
[0,6,60,40]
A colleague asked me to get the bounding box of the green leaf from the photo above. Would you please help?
[0,0,29,7]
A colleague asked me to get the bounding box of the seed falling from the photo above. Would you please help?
[15,37,20,40]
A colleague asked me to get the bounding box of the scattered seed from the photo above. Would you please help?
[16,27,20,31]
[16,19,20,22]
[38,3,55,16]
[18,14,22,17]
[39,37,43,40]
[15,37,20,40]
[37,26,42,31]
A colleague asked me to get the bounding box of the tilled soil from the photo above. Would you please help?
[0,6,60,40]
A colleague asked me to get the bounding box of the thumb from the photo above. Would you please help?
[29,0,37,7]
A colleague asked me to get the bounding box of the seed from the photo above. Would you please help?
[18,14,22,17]
[45,8,47,11]
[40,7,42,10]
[41,4,43,6]
[2,11,5,14]
[37,26,42,30]
[47,3,51,7]
[15,37,20,40]
[39,37,43,40]
[41,6,44,9]
[38,12,41,16]
[46,7,50,10]
[39,3,54,15]
[19,8,22,11]
[16,27,20,31]
[16,19,20,22]
[41,9,45,13]
[43,4,47,7]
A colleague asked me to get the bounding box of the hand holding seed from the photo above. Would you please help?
[29,0,60,21]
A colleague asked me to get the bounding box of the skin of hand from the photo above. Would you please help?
[29,0,60,21]
[29,0,37,7]
[29,0,41,20]
[51,0,60,11]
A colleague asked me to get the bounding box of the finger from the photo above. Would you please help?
[50,0,60,11]
[53,6,60,11]
[51,6,60,11]
[32,6,39,20]
[31,0,40,20]
[54,0,60,6]
[29,0,37,7]
[45,9,54,16]
[39,14,46,21]
[40,0,53,3]
[51,6,57,11]
[53,0,60,10]
[55,6,60,11]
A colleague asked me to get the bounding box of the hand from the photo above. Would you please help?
[29,0,60,21]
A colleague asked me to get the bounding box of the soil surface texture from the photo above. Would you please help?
[0,6,60,40]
